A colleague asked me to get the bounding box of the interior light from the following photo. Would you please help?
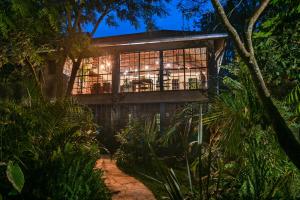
[166,63,171,68]
[145,65,149,70]
[135,69,138,72]
[155,60,159,65]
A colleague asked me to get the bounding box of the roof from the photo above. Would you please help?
[92,30,228,48]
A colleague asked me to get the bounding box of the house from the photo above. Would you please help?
[47,30,227,133]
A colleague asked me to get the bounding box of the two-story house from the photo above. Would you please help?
[46,30,227,133]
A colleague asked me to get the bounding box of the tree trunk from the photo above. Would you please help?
[56,55,68,98]
[210,0,300,169]
[65,57,82,96]
[244,57,300,169]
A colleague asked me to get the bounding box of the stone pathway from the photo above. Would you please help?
[95,157,156,200]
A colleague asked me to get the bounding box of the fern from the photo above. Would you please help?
[286,84,300,114]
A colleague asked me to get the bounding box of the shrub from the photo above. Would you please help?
[114,118,159,167]
[0,98,110,199]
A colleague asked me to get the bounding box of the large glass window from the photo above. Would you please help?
[119,47,207,93]
[163,49,185,90]
[184,48,207,90]
[71,55,112,94]
[120,51,160,92]
[163,47,207,90]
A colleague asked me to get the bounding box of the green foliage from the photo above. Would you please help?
[0,92,110,199]
[237,127,299,200]
[6,161,25,193]
[205,64,265,155]
[286,84,300,115]
[254,0,300,92]
[114,118,159,167]
[48,143,110,200]
[148,144,185,200]
[136,62,300,200]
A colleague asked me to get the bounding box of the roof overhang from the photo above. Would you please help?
[92,33,228,48]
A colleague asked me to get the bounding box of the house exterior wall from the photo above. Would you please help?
[77,38,223,132]
[44,32,226,134]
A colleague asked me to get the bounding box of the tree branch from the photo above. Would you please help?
[211,0,250,57]
[90,7,110,37]
[72,6,82,31]
[246,0,270,55]
[66,8,72,32]
[90,0,127,37]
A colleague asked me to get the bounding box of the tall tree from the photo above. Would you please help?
[210,0,300,168]
[47,0,170,97]
[178,0,258,62]
[254,0,300,96]
[0,0,61,98]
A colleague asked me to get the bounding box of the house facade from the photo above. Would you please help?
[48,30,227,132]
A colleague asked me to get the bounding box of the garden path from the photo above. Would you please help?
[96,157,156,200]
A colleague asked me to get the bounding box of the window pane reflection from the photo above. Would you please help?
[72,55,112,94]
[120,51,160,92]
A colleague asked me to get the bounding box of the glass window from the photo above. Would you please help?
[71,55,113,94]
[163,49,185,90]
[184,48,207,90]
[163,47,207,91]
[120,51,160,92]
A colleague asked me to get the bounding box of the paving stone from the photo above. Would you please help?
[96,157,156,200]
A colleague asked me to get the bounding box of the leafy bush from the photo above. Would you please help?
[0,97,110,199]
[114,118,159,167]
[48,143,109,200]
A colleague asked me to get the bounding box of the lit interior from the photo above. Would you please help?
[65,47,207,95]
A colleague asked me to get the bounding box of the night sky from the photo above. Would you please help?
[86,0,213,38]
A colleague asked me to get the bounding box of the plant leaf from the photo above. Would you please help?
[6,161,25,193]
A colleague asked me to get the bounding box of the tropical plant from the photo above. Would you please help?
[114,117,160,167]
[0,83,110,199]
[147,62,300,199]
[209,0,300,169]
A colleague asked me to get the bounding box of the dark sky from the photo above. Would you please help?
[86,0,213,38]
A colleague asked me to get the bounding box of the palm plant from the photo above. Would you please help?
[115,117,160,166]
[204,63,264,155]
[203,64,300,199]
[0,82,110,199]
[150,63,300,199]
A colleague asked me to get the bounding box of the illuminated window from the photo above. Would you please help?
[120,51,160,92]
[163,49,185,90]
[163,47,207,90]
[184,48,207,90]
[72,55,112,94]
